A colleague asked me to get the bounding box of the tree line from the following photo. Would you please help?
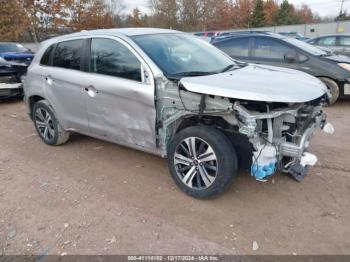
[0,0,342,42]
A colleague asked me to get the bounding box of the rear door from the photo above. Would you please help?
[317,36,343,55]
[43,39,90,133]
[213,36,253,62]
[83,37,157,150]
[338,36,350,56]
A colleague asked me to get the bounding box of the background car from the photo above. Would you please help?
[211,31,271,42]
[0,42,34,99]
[307,34,350,57]
[0,42,34,65]
[0,60,28,99]
[213,32,350,104]
[279,31,309,41]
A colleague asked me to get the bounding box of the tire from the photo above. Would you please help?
[32,100,70,146]
[167,126,238,198]
[319,77,339,105]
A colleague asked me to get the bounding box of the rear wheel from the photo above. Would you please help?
[319,77,339,105]
[32,100,70,145]
[167,126,238,198]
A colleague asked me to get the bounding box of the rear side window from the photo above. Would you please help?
[318,36,336,46]
[90,38,141,82]
[215,37,250,58]
[40,44,54,66]
[340,36,350,46]
[253,38,293,60]
[53,40,83,70]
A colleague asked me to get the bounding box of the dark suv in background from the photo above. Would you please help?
[213,33,350,104]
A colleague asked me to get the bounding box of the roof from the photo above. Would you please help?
[53,28,180,42]
[212,32,285,44]
[309,33,350,39]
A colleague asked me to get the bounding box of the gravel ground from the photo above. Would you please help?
[0,99,349,255]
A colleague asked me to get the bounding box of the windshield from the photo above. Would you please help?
[0,43,28,53]
[284,38,327,56]
[132,33,234,77]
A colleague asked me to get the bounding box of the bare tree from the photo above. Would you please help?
[0,0,29,41]
[179,0,202,31]
[69,0,114,31]
[149,0,179,29]
[106,0,125,16]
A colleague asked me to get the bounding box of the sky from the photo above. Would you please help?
[123,0,350,18]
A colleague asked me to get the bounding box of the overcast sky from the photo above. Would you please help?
[124,0,349,17]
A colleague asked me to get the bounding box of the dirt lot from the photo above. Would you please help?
[0,99,350,255]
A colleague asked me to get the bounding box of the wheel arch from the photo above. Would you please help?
[172,114,253,170]
[175,115,233,134]
[28,95,45,120]
[316,76,341,104]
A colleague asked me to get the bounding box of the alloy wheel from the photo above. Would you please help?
[34,107,55,141]
[174,137,218,190]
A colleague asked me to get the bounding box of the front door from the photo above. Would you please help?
[251,37,301,71]
[83,37,157,150]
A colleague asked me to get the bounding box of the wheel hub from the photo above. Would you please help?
[174,137,218,189]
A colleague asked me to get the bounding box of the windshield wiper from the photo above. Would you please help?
[221,64,237,72]
[168,71,216,79]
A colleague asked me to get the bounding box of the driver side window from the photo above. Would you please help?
[90,38,142,82]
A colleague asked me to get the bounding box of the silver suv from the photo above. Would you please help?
[24,28,331,198]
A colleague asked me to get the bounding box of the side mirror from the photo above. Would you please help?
[284,53,296,63]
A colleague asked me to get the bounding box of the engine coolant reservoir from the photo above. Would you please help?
[251,144,277,181]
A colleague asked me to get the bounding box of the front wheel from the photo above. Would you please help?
[319,77,339,105]
[167,126,238,198]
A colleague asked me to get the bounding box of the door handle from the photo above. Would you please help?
[45,75,54,85]
[84,85,99,97]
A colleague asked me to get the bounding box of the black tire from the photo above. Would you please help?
[32,100,70,146]
[167,126,238,198]
[319,77,339,105]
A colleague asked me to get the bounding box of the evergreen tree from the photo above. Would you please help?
[251,0,265,27]
[274,0,299,25]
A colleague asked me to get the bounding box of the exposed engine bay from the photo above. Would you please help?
[155,76,333,182]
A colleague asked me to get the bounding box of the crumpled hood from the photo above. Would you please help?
[180,64,327,103]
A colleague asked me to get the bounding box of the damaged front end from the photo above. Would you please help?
[234,98,330,181]
[155,67,332,182]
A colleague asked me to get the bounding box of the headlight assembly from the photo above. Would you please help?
[338,63,350,72]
